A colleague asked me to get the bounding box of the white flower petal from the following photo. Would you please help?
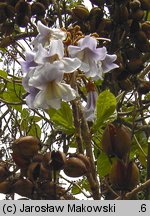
[49,39,64,58]
[61,57,81,73]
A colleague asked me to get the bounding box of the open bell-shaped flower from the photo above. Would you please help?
[68,35,119,80]
[31,21,67,49]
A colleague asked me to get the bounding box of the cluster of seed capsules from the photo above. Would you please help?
[0,136,91,199]
[0,0,56,36]
[101,123,139,196]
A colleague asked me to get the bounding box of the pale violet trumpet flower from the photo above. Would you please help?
[34,40,81,74]
[19,50,37,74]
[27,61,77,110]
[84,82,98,122]
[31,21,67,49]
[68,35,119,80]
[21,38,81,109]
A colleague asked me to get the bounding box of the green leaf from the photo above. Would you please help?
[28,124,41,138]
[93,89,116,129]
[97,152,112,177]
[71,185,81,195]
[48,102,75,134]
[0,70,11,82]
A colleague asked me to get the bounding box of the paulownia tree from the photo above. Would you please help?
[0,0,150,200]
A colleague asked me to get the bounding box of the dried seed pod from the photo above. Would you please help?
[0,3,7,23]
[51,151,66,171]
[76,154,91,171]
[113,5,129,24]
[15,0,31,17]
[131,9,144,21]
[15,14,29,27]
[27,162,41,181]
[12,136,41,159]
[102,123,131,159]
[126,58,143,74]
[33,154,43,162]
[109,160,126,190]
[109,160,139,191]
[125,47,141,60]
[5,5,15,19]
[12,152,30,168]
[42,151,51,169]
[0,181,11,194]
[72,5,89,20]
[134,31,150,52]
[89,7,104,32]
[0,22,14,36]
[64,157,87,177]
[126,161,139,190]
[13,179,33,198]
[139,0,150,10]
[37,0,49,8]
[0,165,9,182]
[31,2,46,17]
[141,21,150,39]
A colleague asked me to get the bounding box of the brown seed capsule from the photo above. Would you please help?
[15,14,29,27]
[102,123,131,159]
[126,161,139,190]
[51,151,66,171]
[109,160,126,190]
[109,160,139,191]
[15,0,31,17]
[12,152,30,168]
[42,151,51,169]
[0,165,9,182]
[12,136,41,159]
[27,162,50,181]
[141,21,150,39]
[31,2,46,17]
[126,58,143,74]
[0,3,7,23]
[134,31,150,52]
[113,5,129,24]
[139,0,150,10]
[37,0,49,8]
[76,154,91,172]
[13,179,33,198]
[125,47,141,60]
[0,181,11,194]
[64,157,87,177]
[131,9,144,21]
[72,5,89,21]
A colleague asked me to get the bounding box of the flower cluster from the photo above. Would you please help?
[20,21,118,111]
